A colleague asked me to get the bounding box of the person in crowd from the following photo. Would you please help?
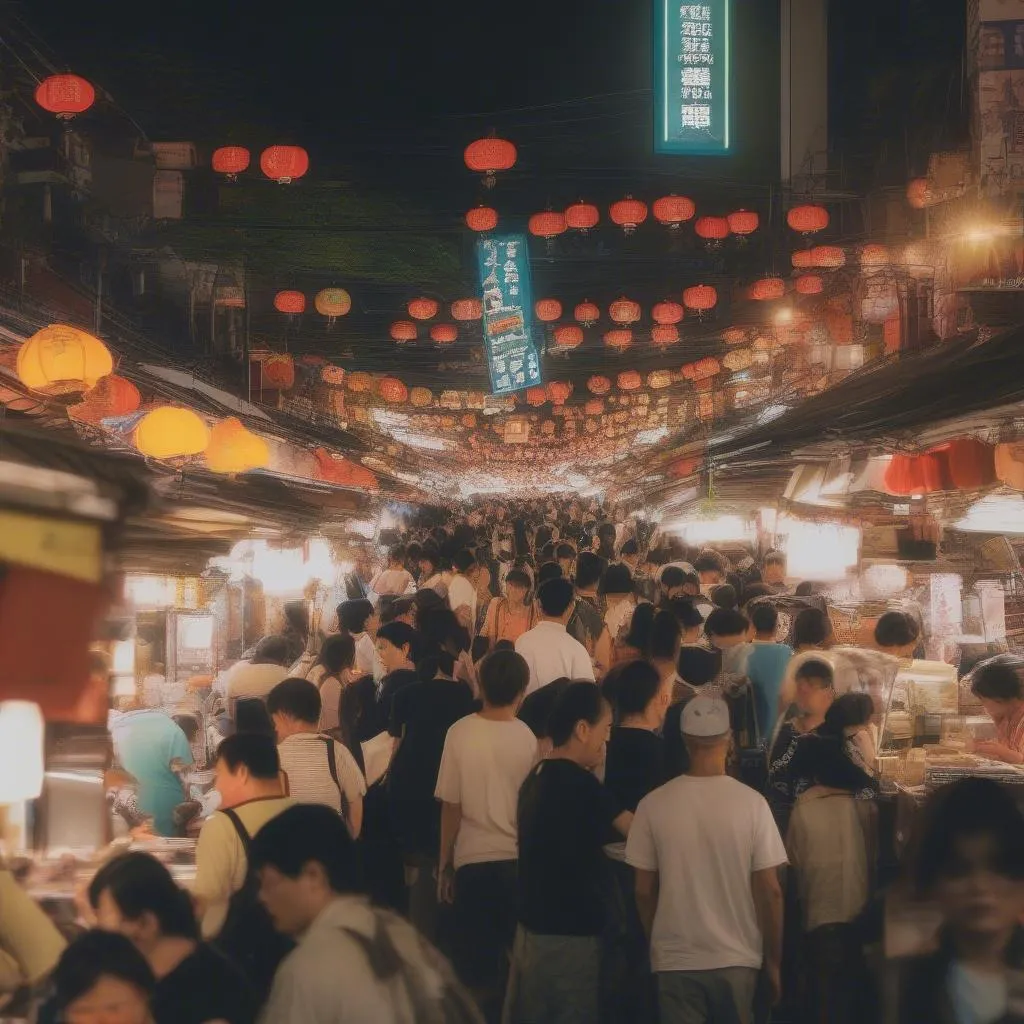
[658,566,689,605]
[388,612,476,941]
[251,804,480,1024]
[694,550,728,586]
[762,551,788,593]
[595,522,618,562]
[602,563,638,646]
[873,609,920,660]
[556,542,577,580]
[746,601,793,746]
[568,552,613,677]
[823,690,878,776]
[266,678,366,838]
[741,582,775,608]
[517,676,571,757]
[516,578,595,693]
[618,538,641,574]
[223,635,293,705]
[370,545,415,597]
[887,777,1024,1024]
[615,602,657,664]
[436,650,537,1020]
[711,583,739,610]
[109,702,193,838]
[646,609,683,697]
[448,549,480,633]
[48,931,156,1024]
[418,544,449,597]
[281,601,311,666]
[192,733,293,940]
[535,561,562,590]
[306,633,357,736]
[373,621,422,724]
[480,568,535,650]
[86,852,257,1024]
[775,608,836,720]
[970,654,1024,765]
[337,599,379,678]
[404,541,423,583]
[627,695,787,1024]
[389,596,417,628]
[506,683,632,1024]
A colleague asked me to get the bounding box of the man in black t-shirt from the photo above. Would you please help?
[506,682,632,1024]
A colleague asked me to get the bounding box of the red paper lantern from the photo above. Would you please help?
[262,354,296,390]
[212,146,250,179]
[34,74,95,119]
[73,375,141,423]
[682,357,721,381]
[378,377,409,404]
[749,277,786,301]
[728,210,760,236]
[430,324,458,345]
[795,275,824,295]
[451,299,482,321]
[588,375,612,395]
[274,290,306,314]
[883,453,949,496]
[792,250,815,269]
[722,327,747,345]
[669,456,702,479]
[408,297,439,320]
[787,204,830,234]
[604,329,633,351]
[526,386,548,407]
[651,324,681,347]
[585,398,605,415]
[683,285,718,312]
[464,137,517,187]
[617,370,643,391]
[811,246,846,269]
[529,211,567,240]
[390,321,417,342]
[694,216,730,242]
[907,178,932,210]
[466,206,498,232]
[260,146,309,183]
[609,298,642,324]
[546,380,572,405]
[653,195,696,228]
[565,201,600,231]
[535,299,563,322]
[609,196,649,234]
[942,438,997,490]
[575,301,600,326]
[553,325,584,349]
[860,243,891,268]
[322,365,346,386]
[652,301,684,325]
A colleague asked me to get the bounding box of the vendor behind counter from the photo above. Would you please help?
[969,655,1024,766]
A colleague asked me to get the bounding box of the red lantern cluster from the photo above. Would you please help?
[260,146,309,183]
[274,290,306,314]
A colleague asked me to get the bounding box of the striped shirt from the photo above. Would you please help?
[279,733,367,816]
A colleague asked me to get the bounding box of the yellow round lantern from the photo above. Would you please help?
[314,288,352,320]
[17,324,113,395]
[135,407,210,459]
[204,417,270,474]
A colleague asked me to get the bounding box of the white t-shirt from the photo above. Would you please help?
[515,621,595,694]
[353,633,376,677]
[626,774,787,972]
[278,733,367,816]
[224,662,290,701]
[448,574,478,628]
[434,715,538,868]
[370,568,414,597]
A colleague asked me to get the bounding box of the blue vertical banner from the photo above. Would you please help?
[477,234,542,396]
[653,0,731,155]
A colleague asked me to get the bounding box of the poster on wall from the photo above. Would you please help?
[653,0,731,155]
[477,234,542,396]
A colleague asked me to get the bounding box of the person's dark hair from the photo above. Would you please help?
[970,654,1024,703]
[316,635,354,679]
[266,677,321,725]
[537,577,575,618]
[413,588,445,614]
[794,581,817,597]
[479,649,530,707]
[419,544,441,571]
[661,566,686,590]
[234,698,275,738]
[598,522,617,545]
[376,621,421,665]
[416,606,470,680]
[601,562,634,596]
[539,541,556,563]
[453,549,477,574]
[705,608,749,639]
[390,596,415,620]
[536,561,564,587]
[251,635,291,667]
[603,660,663,718]
[283,601,309,637]
[794,658,834,688]
[742,583,775,606]
[668,597,705,630]
[505,568,531,590]
[620,538,639,558]
[792,607,832,649]
[749,601,779,635]
[555,542,576,561]
[711,584,738,610]
[823,691,874,734]
[694,550,727,575]
[88,852,198,940]
[337,599,374,635]
[649,609,682,661]
[250,804,360,895]
[914,778,1024,896]
[52,930,155,1013]
[388,544,407,564]
[624,602,657,655]
[492,639,515,653]
[216,732,280,780]
[405,541,423,563]
[548,681,607,747]
[574,551,604,591]
[874,610,920,649]
[763,551,786,570]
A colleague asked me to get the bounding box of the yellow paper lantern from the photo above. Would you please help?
[204,417,270,474]
[16,324,113,395]
[136,407,210,459]
[314,288,352,320]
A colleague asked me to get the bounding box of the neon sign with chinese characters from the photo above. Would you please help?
[654,0,731,155]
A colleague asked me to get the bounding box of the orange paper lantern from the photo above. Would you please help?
[75,374,140,421]
[588,375,612,395]
[260,145,309,183]
[464,138,517,186]
[274,290,306,314]
[408,297,439,320]
[617,370,643,391]
[553,325,584,349]
[390,321,417,343]
[205,417,269,474]
[546,380,573,405]
[651,324,681,347]
[683,285,718,312]
[534,299,563,322]
[17,324,113,395]
[410,387,433,407]
[575,301,600,326]
[792,250,814,269]
[795,275,824,295]
[728,210,760,236]
[860,243,891,268]
[378,377,409,404]
[787,204,830,234]
[345,371,374,393]
[604,329,633,351]
[749,277,786,301]
[430,324,458,345]
[34,74,95,118]
[585,398,605,415]
[565,201,600,231]
[211,146,250,178]
[525,387,547,407]
[528,211,567,240]
[609,196,649,234]
[466,206,498,232]
[610,298,642,324]
[652,301,684,325]
[694,216,730,242]
[136,407,210,459]
[653,195,696,227]
[647,369,673,389]
[810,246,846,269]
[262,355,295,390]
[314,288,351,319]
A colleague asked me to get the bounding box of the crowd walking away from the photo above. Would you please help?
[13,496,1024,1024]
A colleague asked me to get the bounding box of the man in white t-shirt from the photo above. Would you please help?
[448,549,480,632]
[627,695,787,1024]
[370,545,415,597]
[222,636,292,703]
[435,649,537,1017]
[266,678,367,839]
[515,578,595,694]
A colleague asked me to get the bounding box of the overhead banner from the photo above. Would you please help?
[653,0,731,156]
[477,234,542,396]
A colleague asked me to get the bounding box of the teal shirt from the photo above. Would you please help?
[746,643,793,744]
[110,709,193,836]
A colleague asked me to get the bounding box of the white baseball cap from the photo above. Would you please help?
[681,695,731,738]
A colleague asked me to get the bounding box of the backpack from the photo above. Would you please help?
[213,808,295,1002]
